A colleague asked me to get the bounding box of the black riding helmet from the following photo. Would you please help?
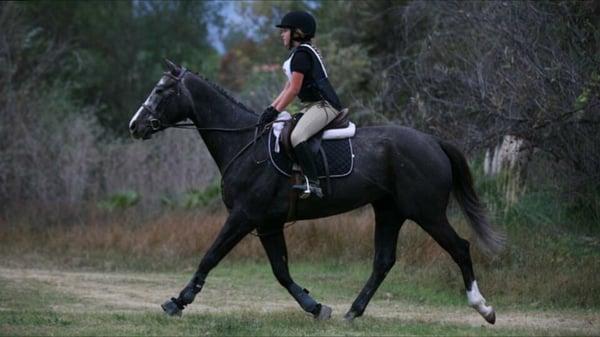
[275,11,316,40]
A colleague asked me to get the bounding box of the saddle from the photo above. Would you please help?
[279,108,351,160]
[268,109,355,181]
[268,110,355,220]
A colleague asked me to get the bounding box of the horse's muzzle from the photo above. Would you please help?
[129,120,153,140]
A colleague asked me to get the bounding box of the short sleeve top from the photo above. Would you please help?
[282,46,324,102]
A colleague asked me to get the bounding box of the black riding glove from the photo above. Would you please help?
[259,106,279,127]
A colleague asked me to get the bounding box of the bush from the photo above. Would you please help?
[181,180,222,209]
[97,191,140,212]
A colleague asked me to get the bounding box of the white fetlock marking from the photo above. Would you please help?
[467,281,493,317]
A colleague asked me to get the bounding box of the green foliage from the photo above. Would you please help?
[564,183,600,231]
[574,71,600,111]
[321,41,374,105]
[472,156,599,233]
[97,191,140,211]
[12,1,220,135]
[159,180,225,211]
[159,195,178,209]
[472,160,560,228]
[181,180,222,209]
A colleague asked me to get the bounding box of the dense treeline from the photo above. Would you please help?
[0,1,221,220]
[218,0,600,227]
[1,1,598,227]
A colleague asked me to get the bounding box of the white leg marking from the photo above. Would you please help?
[467,281,493,317]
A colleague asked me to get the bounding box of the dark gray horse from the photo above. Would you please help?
[129,61,503,324]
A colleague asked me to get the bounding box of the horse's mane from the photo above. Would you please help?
[189,71,259,116]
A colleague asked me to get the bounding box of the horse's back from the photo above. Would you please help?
[354,124,451,172]
[286,124,455,220]
[352,124,454,207]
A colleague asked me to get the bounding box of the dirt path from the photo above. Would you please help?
[1,267,597,334]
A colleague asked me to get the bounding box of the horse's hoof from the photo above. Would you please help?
[161,299,182,317]
[343,310,358,322]
[314,304,332,320]
[484,309,496,325]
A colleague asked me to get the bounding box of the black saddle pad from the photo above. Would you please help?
[268,133,354,178]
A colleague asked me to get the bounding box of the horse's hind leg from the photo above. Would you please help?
[344,199,404,321]
[417,215,496,324]
[258,226,332,320]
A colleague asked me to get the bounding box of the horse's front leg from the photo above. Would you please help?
[258,226,332,320]
[162,210,254,316]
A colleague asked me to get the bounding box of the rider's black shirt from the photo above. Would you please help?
[290,50,322,102]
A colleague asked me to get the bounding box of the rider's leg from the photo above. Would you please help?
[290,100,340,146]
[290,100,340,198]
[291,141,323,198]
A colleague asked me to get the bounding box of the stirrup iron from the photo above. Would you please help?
[300,175,311,199]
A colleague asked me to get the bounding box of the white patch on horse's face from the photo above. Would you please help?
[129,106,144,129]
[129,76,170,129]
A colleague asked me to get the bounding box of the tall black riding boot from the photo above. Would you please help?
[292,141,323,199]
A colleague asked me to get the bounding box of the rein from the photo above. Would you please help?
[166,120,288,181]
[145,68,298,236]
[167,123,259,133]
[162,122,266,179]
[161,113,288,188]
[146,68,270,180]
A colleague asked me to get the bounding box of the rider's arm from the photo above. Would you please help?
[271,81,290,108]
[274,71,303,112]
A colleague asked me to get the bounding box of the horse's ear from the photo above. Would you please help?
[163,58,178,73]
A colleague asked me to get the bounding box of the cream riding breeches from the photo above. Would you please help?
[290,100,341,147]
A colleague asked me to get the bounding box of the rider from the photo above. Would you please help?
[260,10,344,199]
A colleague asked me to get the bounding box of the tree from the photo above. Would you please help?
[14,1,220,135]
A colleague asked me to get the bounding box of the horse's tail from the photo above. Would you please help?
[439,140,505,255]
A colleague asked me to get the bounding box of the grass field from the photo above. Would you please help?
[1,248,599,336]
[1,206,599,336]
[1,261,598,336]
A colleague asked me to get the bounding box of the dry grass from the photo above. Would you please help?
[1,205,599,310]
[0,206,463,264]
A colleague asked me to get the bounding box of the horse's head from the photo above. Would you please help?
[129,59,192,139]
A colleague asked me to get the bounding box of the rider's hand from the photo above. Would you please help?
[259,106,279,127]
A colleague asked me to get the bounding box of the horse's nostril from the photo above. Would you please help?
[129,121,136,131]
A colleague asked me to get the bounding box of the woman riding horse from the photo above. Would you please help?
[260,11,344,199]
[128,13,502,324]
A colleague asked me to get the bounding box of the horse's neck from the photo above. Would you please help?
[186,75,258,173]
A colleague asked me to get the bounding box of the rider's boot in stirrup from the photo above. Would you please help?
[292,141,323,199]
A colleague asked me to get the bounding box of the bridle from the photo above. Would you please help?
[140,67,276,180]
[139,66,298,238]
[144,68,262,132]
[142,67,191,132]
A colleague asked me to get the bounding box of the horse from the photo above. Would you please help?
[128,60,504,323]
